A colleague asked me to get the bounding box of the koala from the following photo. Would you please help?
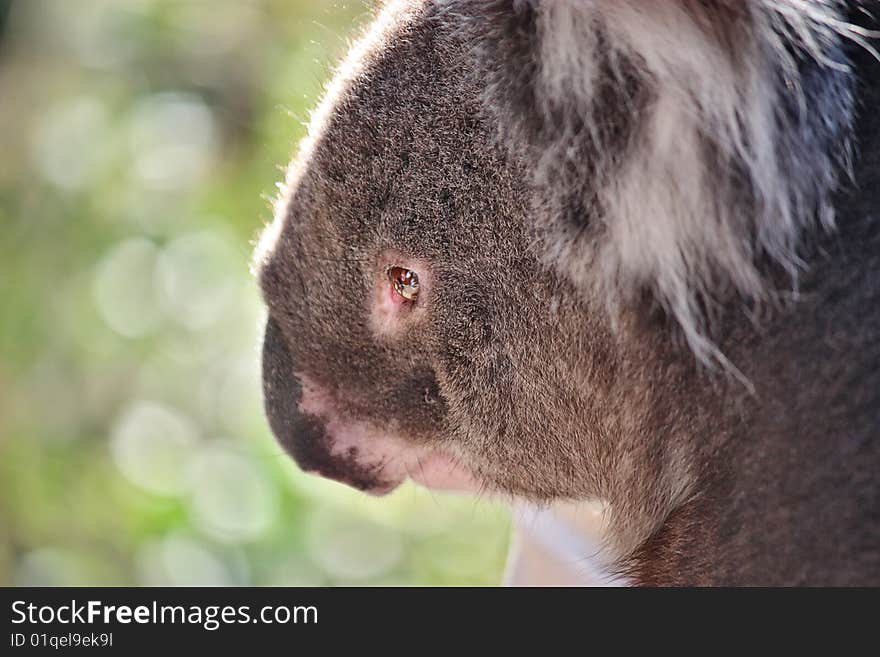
[256,0,880,585]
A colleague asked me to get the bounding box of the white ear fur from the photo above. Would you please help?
[520,1,861,367]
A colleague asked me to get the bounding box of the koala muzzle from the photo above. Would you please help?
[261,316,394,494]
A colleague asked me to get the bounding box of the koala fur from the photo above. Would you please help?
[256,0,880,585]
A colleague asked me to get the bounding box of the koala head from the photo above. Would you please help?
[255,0,854,544]
[258,1,629,502]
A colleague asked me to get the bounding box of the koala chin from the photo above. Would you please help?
[255,0,880,586]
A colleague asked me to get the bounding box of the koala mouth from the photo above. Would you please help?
[295,420,481,497]
[262,317,478,496]
[293,373,479,496]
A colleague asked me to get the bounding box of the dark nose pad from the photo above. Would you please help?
[261,317,385,492]
[261,316,303,447]
[262,316,325,467]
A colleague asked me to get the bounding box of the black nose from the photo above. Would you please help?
[261,316,304,447]
[261,316,389,493]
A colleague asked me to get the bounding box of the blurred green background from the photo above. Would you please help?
[0,0,510,586]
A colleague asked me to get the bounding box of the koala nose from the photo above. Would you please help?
[261,316,304,449]
[261,317,391,493]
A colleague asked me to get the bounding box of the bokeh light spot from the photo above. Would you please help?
[110,400,199,495]
[136,535,235,586]
[15,547,122,586]
[305,512,403,582]
[31,96,110,191]
[156,231,239,331]
[128,93,218,190]
[187,444,279,543]
[93,238,163,338]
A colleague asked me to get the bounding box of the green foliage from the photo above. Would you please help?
[0,0,509,586]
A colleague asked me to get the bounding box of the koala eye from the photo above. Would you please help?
[388,266,420,302]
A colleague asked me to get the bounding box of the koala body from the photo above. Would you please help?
[257,0,880,585]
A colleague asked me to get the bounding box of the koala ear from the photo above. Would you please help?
[453,0,856,362]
